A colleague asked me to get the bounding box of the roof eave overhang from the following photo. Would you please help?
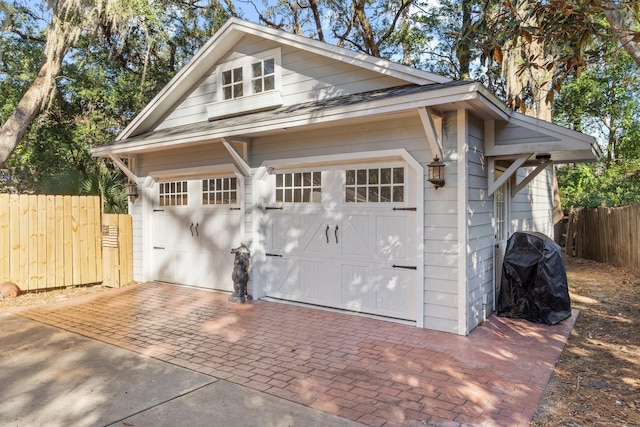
[93,83,500,157]
[486,110,601,164]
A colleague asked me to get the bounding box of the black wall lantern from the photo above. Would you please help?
[427,156,446,189]
[125,181,138,202]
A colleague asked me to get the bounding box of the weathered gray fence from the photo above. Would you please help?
[565,205,640,272]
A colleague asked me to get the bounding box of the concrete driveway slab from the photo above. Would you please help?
[108,380,362,427]
[0,313,215,426]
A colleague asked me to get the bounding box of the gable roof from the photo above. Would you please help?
[117,17,451,141]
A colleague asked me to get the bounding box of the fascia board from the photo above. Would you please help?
[474,86,510,121]
[232,19,450,85]
[93,83,485,156]
[486,143,591,157]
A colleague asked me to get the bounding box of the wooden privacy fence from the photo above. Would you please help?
[565,204,640,272]
[0,194,132,291]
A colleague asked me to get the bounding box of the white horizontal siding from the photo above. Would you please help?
[511,166,554,237]
[250,112,430,164]
[281,48,405,104]
[155,75,216,131]
[153,36,408,132]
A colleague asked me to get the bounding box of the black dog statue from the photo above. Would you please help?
[229,243,252,303]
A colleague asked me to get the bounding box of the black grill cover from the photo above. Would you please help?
[497,231,571,325]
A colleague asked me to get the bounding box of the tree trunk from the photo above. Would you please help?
[308,0,325,42]
[501,0,553,121]
[0,55,65,167]
[602,2,640,67]
[354,0,380,57]
[458,0,472,79]
[0,9,72,168]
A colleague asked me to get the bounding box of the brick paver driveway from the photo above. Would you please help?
[17,283,575,426]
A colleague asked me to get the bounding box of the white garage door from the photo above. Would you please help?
[152,176,243,292]
[263,163,418,321]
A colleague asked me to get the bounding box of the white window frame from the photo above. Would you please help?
[344,164,408,205]
[274,170,323,204]
[207,48,283,119]
[158,180,189,208]
[221,66,244,101]
[202,175,241,207]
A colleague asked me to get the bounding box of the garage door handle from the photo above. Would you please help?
[190,223,194,236]
[325,225,330,243]
[196,223,199,237]
[392,265,417,270]
[335,225,339,244]
[266,253,283,257]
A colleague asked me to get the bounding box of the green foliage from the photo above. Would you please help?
[554,47,640,208]
[554,48,640,162]
[557,161,640,208]
[0,0,230,213]
[37,166,128,214]
[81,168,128,214]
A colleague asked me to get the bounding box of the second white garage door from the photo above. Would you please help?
[261,162,418,321]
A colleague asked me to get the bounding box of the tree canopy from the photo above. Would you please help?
[1,0,639,209]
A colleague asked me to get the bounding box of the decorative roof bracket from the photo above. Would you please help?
[107,154,139,183]
[222,137,251,177]
[487,155,530,197]
[417,107,444,160]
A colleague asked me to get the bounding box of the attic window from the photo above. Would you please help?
[252,58,275,94]
[208,47,283,120]
[222,67,243,100]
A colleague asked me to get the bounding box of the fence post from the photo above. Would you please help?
[101,213,133,288]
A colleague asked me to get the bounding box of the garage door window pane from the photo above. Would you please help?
[394,168,404,184]
[345,167,405,204]
[202,177,238,205]
[275,171,322,203]
[380,186,391,202]
[368,169,379,185]
[368,187,379,202]
[159,181,188,207]
[346,170,355,186]
[381,168,391,185]
[393,186,404,202]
